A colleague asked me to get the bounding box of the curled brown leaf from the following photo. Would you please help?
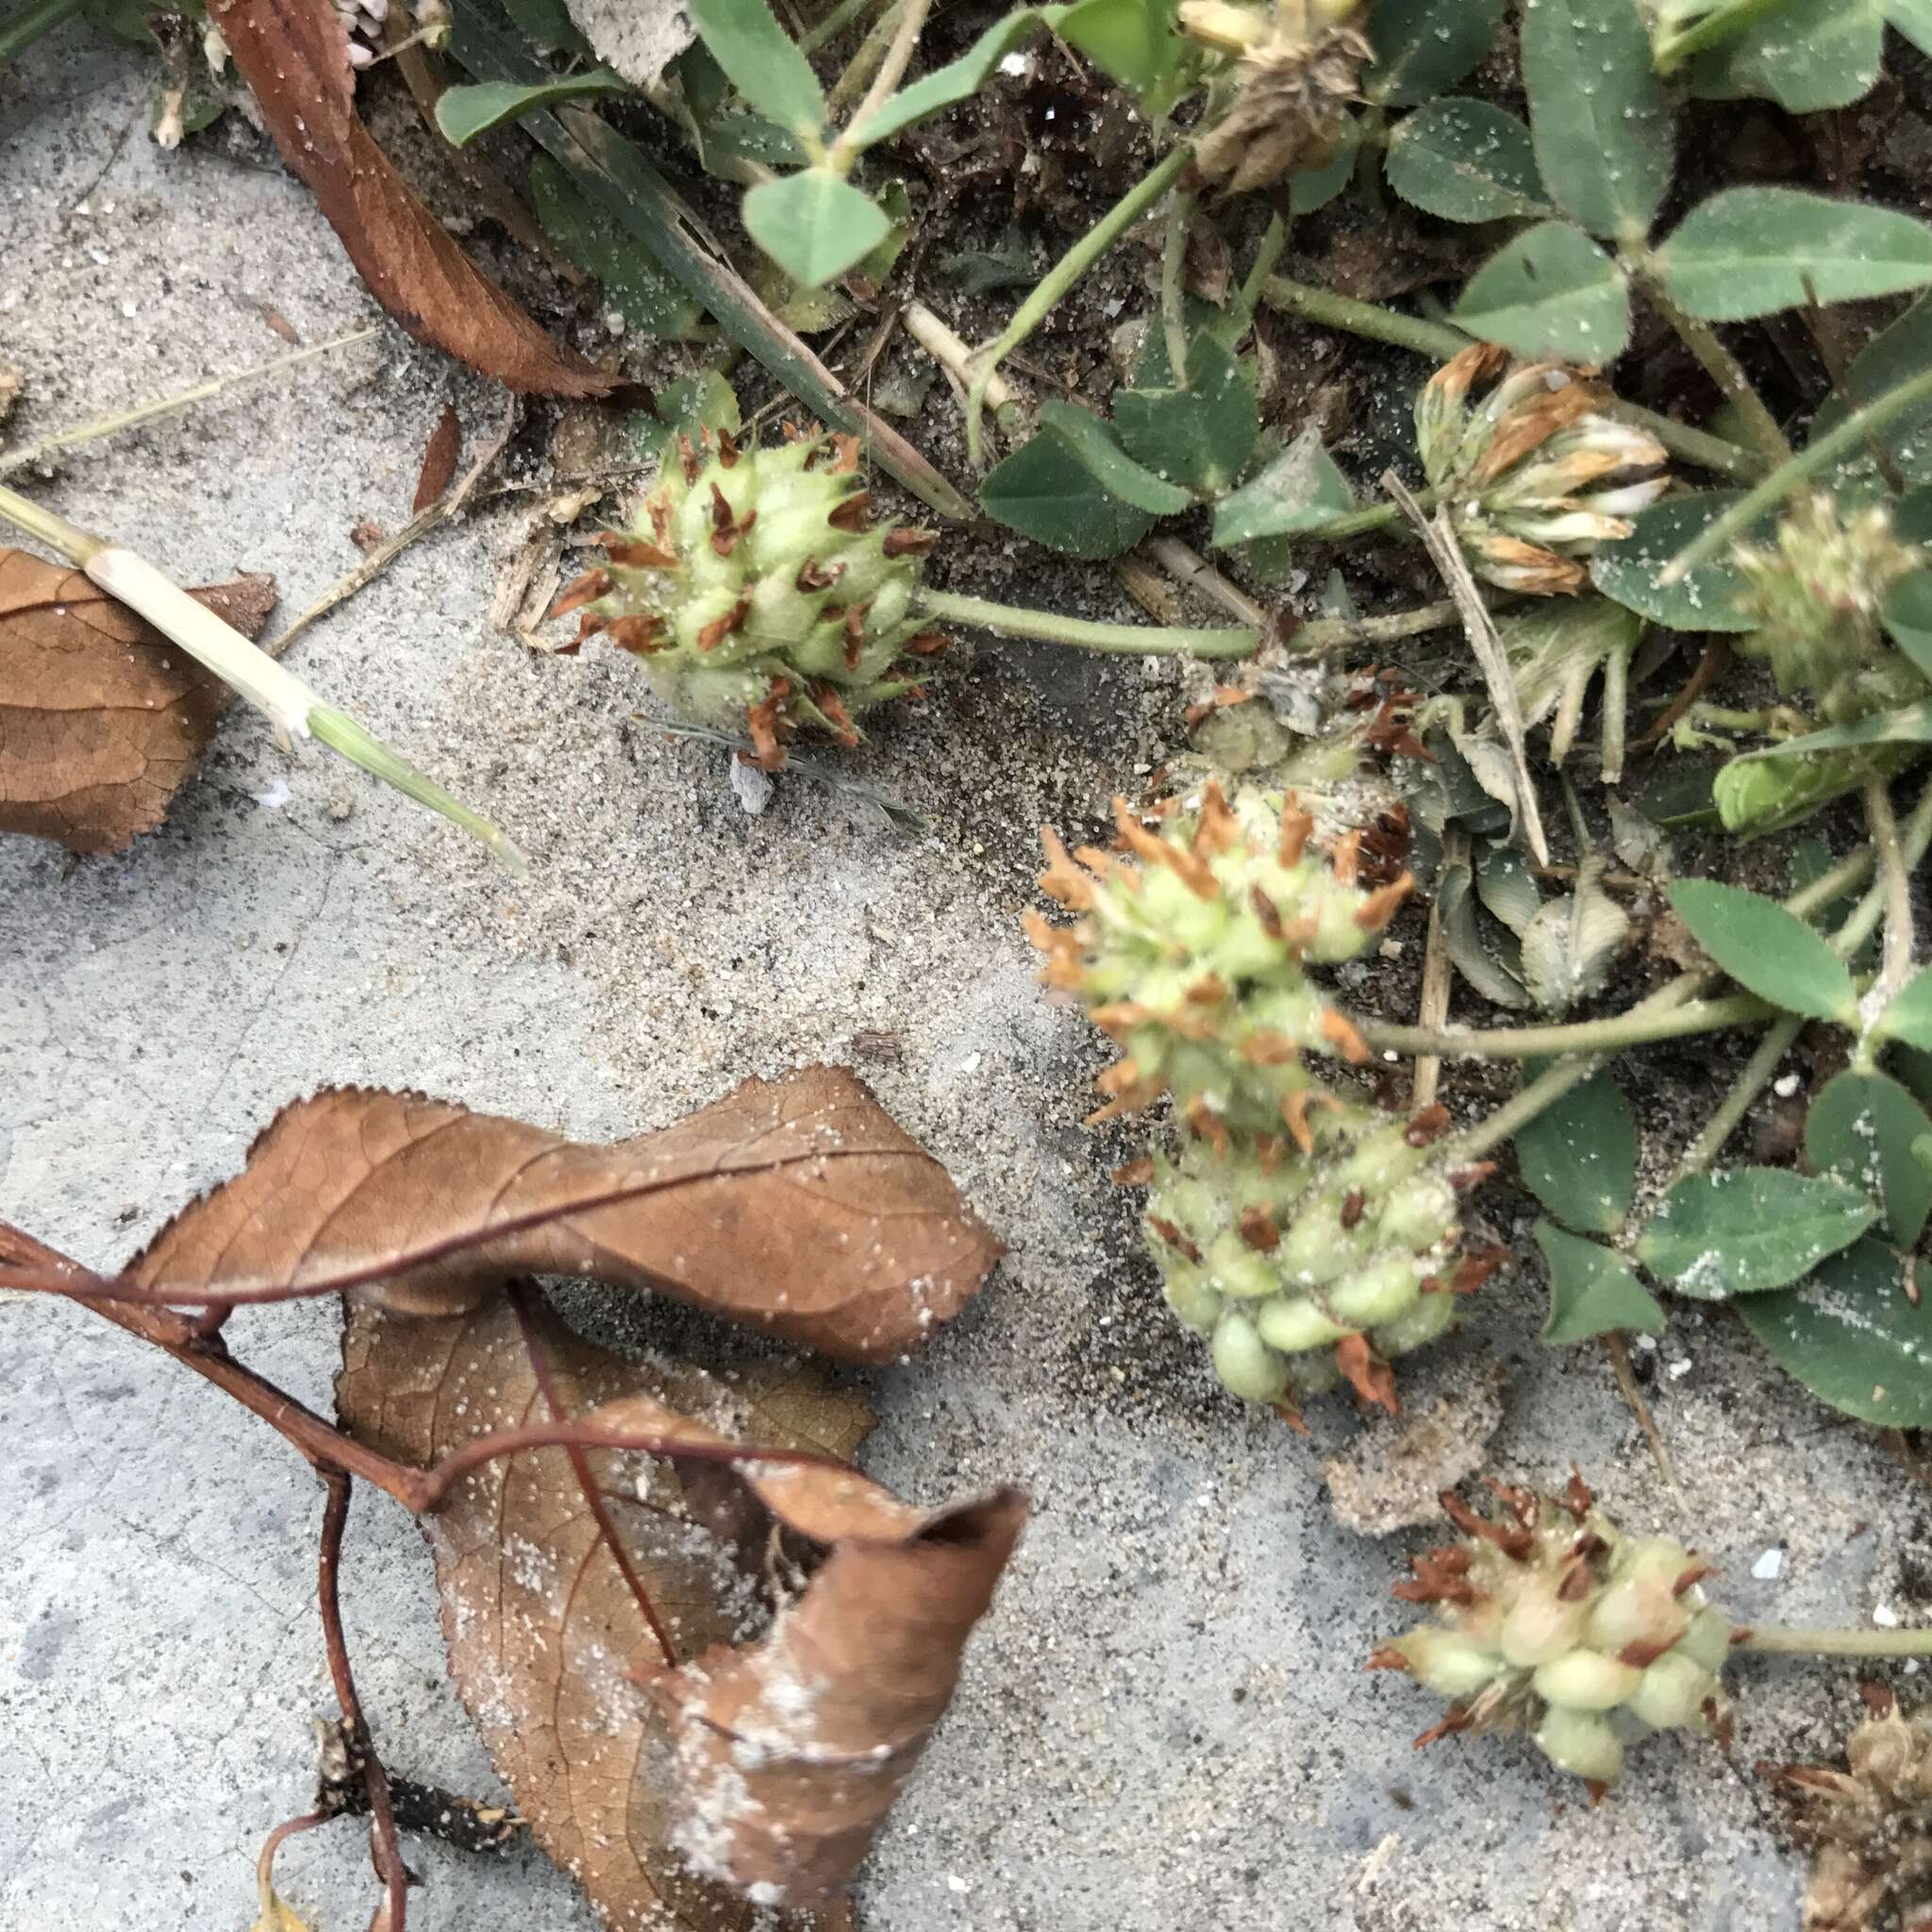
[208,0,614,397]
[128,1072,1002,1361]
[0,549,276,853]
[336,1288,1018,1926]
[656,1488,1026,1906]
[411,404,462,511]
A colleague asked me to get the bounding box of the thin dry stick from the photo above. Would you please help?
[1410,828,1459,1111]
[1603,1332,1689,1512]
[319,1470,409,1932]
[270,398,521,658]
[1865,777,1916,1008]
[1382,471,1550,864]
[1144,535,1268,627]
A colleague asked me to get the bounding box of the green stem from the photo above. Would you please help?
[1663,375,1932,584]
[1653,0,1798,71]
[1355,991,1776,1062]
[916,588,1462,658]
[798,0,886,55]
[0,0,78,62]
[1259,275,1763,480]
[1738,1624,1932,1658]
[1160,188,1195,381]
[824,0,905,115]
[1631,257,1792,462]
[965,144,1191,464]
[830,0,929,164]
[1234,214,1288,331]
[1442,1055,1605,1164]
[1673,1015,1804,1181]
[1294,487,1443,545]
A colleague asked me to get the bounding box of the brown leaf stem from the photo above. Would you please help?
[318,1468,410,1931]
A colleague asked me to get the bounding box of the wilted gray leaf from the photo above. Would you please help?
[1474,843,1542,936]
[1440,852,1532,1008]
[1520,856,1632,1010]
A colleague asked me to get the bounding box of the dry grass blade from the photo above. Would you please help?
[210,0,614,396]
[125,1071,1002,1360]
[0,551,275,852]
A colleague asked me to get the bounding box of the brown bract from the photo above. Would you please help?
[128,1072,1003,1360]
[337,1290,1021,1925]
[411,404,462,511]
[207,0,613,397]
[0,549,276,853]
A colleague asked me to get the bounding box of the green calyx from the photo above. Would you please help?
[1147,1102,1493,1410]
[1371,1477,1734,1793]
[557,428,945,768]
[1025,780,1413,1137]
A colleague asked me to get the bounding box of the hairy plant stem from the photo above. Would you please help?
[799,0,886,54]
[1664,362,1932,581]
[1652,0,1801,71]
[1738,1624,1932,1658]
[1357,991,1776,1062]
[1160,189,1195,379]
[832,0,930,162]
[1257,274,1763,480]
[1864,777,1916,1011]
[0,328,378,480]
[916,586,1461,658]
[825,0,906,118]
[0,0,78,60]
[1678,1015,1806,1180]
[965,145,1191,463]
[1235,213,1289,327]
[1628,253,1792,463]
[0,483,525,868]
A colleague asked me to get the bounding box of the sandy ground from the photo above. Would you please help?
[4,25,1929,1932]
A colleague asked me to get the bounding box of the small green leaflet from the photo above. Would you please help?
[1654,189,1932,323]
[686,0,826,137]
[1687,0,1885,114]
[1514,1067,1636,1236]
[1209,427,1352,548]
[1666,879,1858,1024]
[980,401,1189,558]
[1806,1070,1932,1247]
[1636,1168,1877,1298]
[1812,293,1932,490]
[1361,0,1505,108]
[1537,1222,1665,1343]
[1385,100,1549,225]
[1591,493,1757,632]
[1113,333,1259,501]
[435,69,626,146]
[741,170,891,290]
[1519,0,1672,242]
[1739,1239,1932,1427]
[1055,0,1191,113]
[1893,0,1932,55]
[636,371,741,461]
[1453,223,1631,363]
[1885,570,1932,680]
[843,7,1063,148]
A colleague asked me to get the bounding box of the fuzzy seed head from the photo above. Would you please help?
[1373,1476,1731,1791]
[1417,345,1671,597]
[557,429,943,768]
[1732,494,1925,723]
[1184,0,1373,194]
[1145,1101,1483,1407]
[1774,1689,1932,1932]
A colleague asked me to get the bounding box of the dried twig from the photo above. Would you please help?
[1383,470,1549,864]
[1602,1332,1690,1514]
[1411,830,1458,1111]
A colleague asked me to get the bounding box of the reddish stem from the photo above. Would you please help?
[319,1469,409,1932]
[508,1284,678,1667]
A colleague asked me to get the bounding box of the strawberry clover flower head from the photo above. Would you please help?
[553,428,945,769]
[1370,1475,1735,1794]
[1146,1100,1497,1410]
[1024,781,1413,1140]
[1178,0,1373,195]
[1417,344,1670,596]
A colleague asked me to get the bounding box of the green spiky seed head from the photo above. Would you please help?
[1417,344,1670,597]
[1732,494,1925,724]
[556,428,945,768]
[1146,1100,1494,1409]
[1025,781,1413,1139]
[1370,1476,1734,1793]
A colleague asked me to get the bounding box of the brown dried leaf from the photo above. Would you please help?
[336,1288,1017,1926]
[411,404,462,511]
[656,1488,1025,1906]
[128,1073,1002,1360]
[208,0,613,397]
[0,549,277,854]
